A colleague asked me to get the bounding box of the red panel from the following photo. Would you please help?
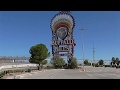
[74,43,76,46]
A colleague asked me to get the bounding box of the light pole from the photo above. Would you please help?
[92,42,95,67]
[79,28,86,71]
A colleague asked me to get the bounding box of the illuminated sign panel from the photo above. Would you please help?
[50,11,75,58]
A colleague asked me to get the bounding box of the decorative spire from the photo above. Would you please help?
[59,11,71,14]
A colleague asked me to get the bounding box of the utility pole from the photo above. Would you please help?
[79,28,86,71]
[92,42,95,67]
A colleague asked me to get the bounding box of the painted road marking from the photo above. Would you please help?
[49,74,54,79]
[85,73,93,76]
[79,70,82,72]
[108,74,120,77]
[97,74,106,76]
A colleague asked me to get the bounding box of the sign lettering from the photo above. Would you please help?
[52,39,74,45]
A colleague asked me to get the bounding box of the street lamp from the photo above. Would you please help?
[79,28,86,71]
[92,42,95,67]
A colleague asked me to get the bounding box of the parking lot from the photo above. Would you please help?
[19,66,120,79]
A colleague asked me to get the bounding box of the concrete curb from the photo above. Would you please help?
[4,70,48,79]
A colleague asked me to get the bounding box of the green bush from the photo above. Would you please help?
[112,65,116,67]
[104,65,111,67]
[27,69,32,72]
[9,70,14,73]
[116,66,120,68]
[95,64,99,67]
[19,69,25,72]
[0,67,39,78]
[0,72,5,78]
[46,66,55,69]
[92,63,95,67]
[13,70,16,73]
[116,66,119,68]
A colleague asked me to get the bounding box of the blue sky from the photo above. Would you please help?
[0,11,120,62]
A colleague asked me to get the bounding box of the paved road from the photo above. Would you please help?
[20,66,120,79]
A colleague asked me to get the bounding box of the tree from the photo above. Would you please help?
[29,44,50,70]
[50,56,65,69]
[111,57,116,65]
[116,57,119,62]
[41,60,48,68]
[111,57,116,67]
[112,57,116,62]
[98,59,104,66]
[84,60,89,65]
[110,62,113,66]
[69,57,78,69]
[116,57,119,66]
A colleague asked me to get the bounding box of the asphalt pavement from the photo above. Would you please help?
[19,66,120,79]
